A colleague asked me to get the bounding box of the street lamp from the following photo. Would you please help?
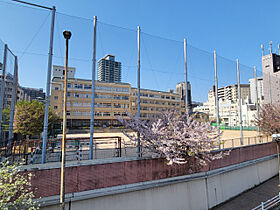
[272,134,280,187]
[60,30,71,210]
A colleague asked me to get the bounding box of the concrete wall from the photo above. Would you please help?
[23,142,277,199]
[41,155,277,210]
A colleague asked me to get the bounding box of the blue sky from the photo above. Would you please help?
[0,0,278,102]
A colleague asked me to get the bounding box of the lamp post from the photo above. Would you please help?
[272,134,280,187]
[60,30,71,210]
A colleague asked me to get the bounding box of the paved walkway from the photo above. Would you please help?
[213,176,280,210]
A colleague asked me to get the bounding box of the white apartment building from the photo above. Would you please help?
[193,84,257,126]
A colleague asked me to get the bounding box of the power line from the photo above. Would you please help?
[56,11,93,21]
[19,11,51,60]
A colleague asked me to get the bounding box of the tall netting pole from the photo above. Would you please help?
[137,26,141,158]
[254,66,261,143]
[8,56,18,154]
[90,16,97,160]
[42,6,56,164]
[184,39,189,115]
[237,59,243,145]
[214,50,221,149]
[0,44,7,144]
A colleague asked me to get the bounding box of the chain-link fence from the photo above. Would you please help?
[0,1,276,165]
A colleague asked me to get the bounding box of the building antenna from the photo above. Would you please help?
[261,44,264,56]
[269,41,272,54]
[278,44,280,55]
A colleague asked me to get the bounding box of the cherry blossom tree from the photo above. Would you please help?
[119,110,229,166]
[255,103,280,135]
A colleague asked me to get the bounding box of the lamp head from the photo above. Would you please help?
[63,30,72,39]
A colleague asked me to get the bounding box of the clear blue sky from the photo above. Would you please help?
[0,0,277,102]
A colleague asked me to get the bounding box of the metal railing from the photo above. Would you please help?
[221,135,272,149]
[0,136,138,164]
[252,192,280,210]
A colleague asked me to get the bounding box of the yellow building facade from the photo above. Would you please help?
[50,77,184,128]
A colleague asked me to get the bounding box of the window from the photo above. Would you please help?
[114,95,121,100]
[84,84,91,89]
[66,111,71,116]
[67,84,72,88]
[103,95,112,99]
[67,92,71,97]
[55,87,59,91]
[73,102,83,107]
[122,96,129,100]
[54,106,58,110]
[121,104,129,109]
[140,93,148,97]
[54,96,58,100]
[95,112,102,116]
[114,112,121,116]
[74,84,83,89]
[114,103,121,108]
[103,86,112,91]
[103,112,111,116]
[94,103,102,108]
[74,93,80,98]
[73,111,81,116]
[95,94,102,99]
[103,103,111,108]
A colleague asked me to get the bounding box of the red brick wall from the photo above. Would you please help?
[30,142,277,198]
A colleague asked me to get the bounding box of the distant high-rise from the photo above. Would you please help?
[97,55,121,83]
[176,82,192,108]
[248,77,264,104]
[262,53,280,104]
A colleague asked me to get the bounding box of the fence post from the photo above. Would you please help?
[8,56,18,155]
[42,6,56,164]
[0,44,7,145]
[236,59,243,145]
[214,50,221,149]
[89,16,97,160]
[118,137,122,157]
[137,26,141,158]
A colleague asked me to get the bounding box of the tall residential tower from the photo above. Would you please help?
[97,55,121,83]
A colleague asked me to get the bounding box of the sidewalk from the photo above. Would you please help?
[213,176,279,210]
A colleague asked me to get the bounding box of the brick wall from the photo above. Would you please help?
[29,142,277,198]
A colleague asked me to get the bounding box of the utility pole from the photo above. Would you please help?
[214,51,220,149]
[89,16,97,160]
[0,45,7,144]
[60,30,71,210]
[184,39,189,115]
[137,26,141,158]
[237,59,243,145]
